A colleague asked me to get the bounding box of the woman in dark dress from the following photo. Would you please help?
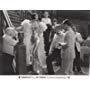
[42,11,52,56]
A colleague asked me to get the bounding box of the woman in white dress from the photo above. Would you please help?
[61,19,76,75]
[21,19,33,69]
[30,13,47,74]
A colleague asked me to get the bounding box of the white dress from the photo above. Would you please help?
[22,19,32,66]
[31,20,47,74]
[38,22,47,68]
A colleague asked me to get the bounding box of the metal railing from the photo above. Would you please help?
[2,10,14,27]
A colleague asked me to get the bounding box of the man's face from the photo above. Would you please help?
[63,24,68,31]
[53,21,57,25]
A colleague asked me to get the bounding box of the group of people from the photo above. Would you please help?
[2,11,87,75]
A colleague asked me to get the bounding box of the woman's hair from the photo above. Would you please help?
[5,27,15,36]
[5,27,18,40]
[31,13,38,20]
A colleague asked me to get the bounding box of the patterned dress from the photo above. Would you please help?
[30,20,47,74]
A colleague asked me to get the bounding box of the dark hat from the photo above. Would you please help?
[62,19,73,26]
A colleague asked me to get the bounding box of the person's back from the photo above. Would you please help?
[2,27,18,75]
[83,36,90,47]
[14,32,27,75]
[3,28,18,56]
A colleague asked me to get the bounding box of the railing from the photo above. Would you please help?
[1,10,27,75]
[2,10,14,27]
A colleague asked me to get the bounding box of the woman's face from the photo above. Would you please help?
[35,14,38,20]
[44,12,49,18]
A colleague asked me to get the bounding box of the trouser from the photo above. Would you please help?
[73,46,82,72]
[2,53,14,75]
[46,48,61,75]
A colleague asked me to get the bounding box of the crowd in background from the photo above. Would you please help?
[2,11,90,75]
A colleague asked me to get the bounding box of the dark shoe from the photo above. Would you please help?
[47,72,55,75]
[73,66,77,72]
[27,65,33,72]
[77,68,82,73]
[78,70,83,73]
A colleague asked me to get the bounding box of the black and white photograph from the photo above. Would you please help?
[0,1,90,90]
[0,10,90,75]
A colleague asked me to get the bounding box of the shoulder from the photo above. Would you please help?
[76,32,82,38]
[3,34,11,40]
[39,21,45,25]
[76,32,80,35]
[42,18,51,21]
[39,21,46,27]
[65,30,74,37]
[42,18,45,21]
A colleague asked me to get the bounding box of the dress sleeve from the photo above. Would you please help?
[39,22,47,31]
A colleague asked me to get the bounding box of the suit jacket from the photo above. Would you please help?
[61,28,76,60]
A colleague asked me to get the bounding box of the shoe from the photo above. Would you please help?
[78,70,83,73]
[27,65,33,72]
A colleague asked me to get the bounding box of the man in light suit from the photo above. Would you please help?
[73,26,83,72]
[61,19,76,75]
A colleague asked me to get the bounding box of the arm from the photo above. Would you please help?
[40,22,47,31]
